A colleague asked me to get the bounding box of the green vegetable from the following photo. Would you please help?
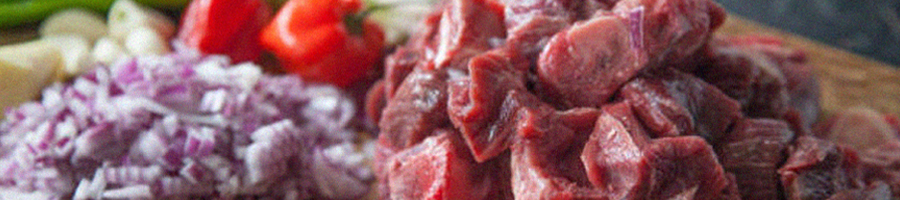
[0,0,189,28]
[265,0,288,9]
[133,0,191,8]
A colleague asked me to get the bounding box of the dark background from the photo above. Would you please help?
[716,0,900,66]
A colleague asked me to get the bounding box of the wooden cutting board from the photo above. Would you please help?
[2,16,898,118]
[718,16,900,118]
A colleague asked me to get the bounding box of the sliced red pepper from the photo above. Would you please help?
[260,0,385,88]
[177,0,271,63]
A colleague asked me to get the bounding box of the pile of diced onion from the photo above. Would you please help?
[0,45,373,199]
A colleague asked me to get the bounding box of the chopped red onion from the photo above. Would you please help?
[101,165,162,185]
[243,120,303,185]
[154,176,215,197]
[101,185,152,199]
[0,46,371,199]
[0,188,59,200]
[311,146,370,199]
[199,89,228,113]
[178,159,209,184]
[72,170,106,200]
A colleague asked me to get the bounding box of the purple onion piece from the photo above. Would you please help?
[628,6,645,53]
[310,147,368,199]
[101,166,162,185]
[178,160,209,184]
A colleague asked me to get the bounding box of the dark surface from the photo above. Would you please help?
[716,0,900,66]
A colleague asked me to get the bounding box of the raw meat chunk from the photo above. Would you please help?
[536,0,726,108]
[384,131,512,200]
[502,0,611,57]
[637,137,740,200]
[827,182,892,200]
[365,80,387,124]
[612,0,727,63]
[537,13,644,108]
[859,141,900,198]
[433,0,506,70]
[815,107,900,151]
[718,119,795,200]
[447,49,529,162]
[779,136,863,200]
[581,102,740,200]
[510,95,604,200]
[707,36,820,125]
[383,47,423,100]
[580,104,651,199]
[380,7,444,99]
[378,69,451,151]
[620,68,742,143]
[505,15,570,60]
[696,37,791,119]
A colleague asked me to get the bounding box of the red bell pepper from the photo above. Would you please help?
[177,0,271,63]
[259,0,385,87]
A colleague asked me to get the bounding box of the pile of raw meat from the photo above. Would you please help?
[365,0,900,199]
